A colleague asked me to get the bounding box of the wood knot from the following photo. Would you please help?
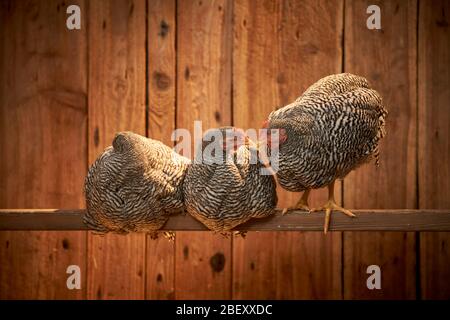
[276,73,286,84]
[214,111,221,122]
[153,71,171,90]
[159,20,169,37]
[183,245,189,259]
[62,238,69,250]
[129,3,134,16]
[210,252,225,273]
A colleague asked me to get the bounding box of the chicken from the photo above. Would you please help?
[263,73,387,233]
[84,131,189,238]
[183,127,277,234]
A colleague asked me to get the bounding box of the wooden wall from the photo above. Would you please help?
[0,0,449,299]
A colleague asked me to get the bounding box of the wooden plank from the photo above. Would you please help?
[344,232,416,299]
[146,237,175,300]
[420,233,450,299]
[418,0,450,300]
[343,0,417,299]
[175,234,232,299]
[232,0,344,299]
[87,0,146,300]
[2,209,450,231]
[148,0,176,143]
[175,0,233,299]
[0,0,87,299]
[233,232,340,299]
[146,0,176,300]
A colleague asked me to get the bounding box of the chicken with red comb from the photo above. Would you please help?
[263,73,387,233]
[183,127,277,234]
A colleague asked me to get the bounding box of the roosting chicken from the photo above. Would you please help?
[84,131,189,237]
[263,73,387,233]
[183,127,277,234]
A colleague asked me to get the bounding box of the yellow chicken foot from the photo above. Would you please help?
[311,180,355,233]
[282,189,311,215]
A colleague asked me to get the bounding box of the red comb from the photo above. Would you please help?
[261,120,269,128]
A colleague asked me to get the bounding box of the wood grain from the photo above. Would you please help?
[0,0,449,300]
[176,0,232,137]
[0,0,87,299]
[146,0,176,300]
[233,232,341,299]
[146,237,175,299]
[175,233,232,299]
[148,0,176,143]
[175,0,233,299]
[232,0,344,299]
[343,0,417,299]
[344,232,416,299]
[87,0,146,300]
[418,0,450,300]
[3,209,450,231]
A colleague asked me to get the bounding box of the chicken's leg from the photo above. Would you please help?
[311,180,355,233]
[282,189,311,215]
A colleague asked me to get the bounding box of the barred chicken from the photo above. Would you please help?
[263,73,387,233]
[183,127,277,233]
[84,131,189,237]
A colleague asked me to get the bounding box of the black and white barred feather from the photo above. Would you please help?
[183,127,277,232]
[84,131,189,234]
[267,73,387,192]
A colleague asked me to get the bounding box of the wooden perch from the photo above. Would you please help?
[0,209,450,231]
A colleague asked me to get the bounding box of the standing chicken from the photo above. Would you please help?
[183,127,277,233]
[263,73,387,233]
[84,131,189,236]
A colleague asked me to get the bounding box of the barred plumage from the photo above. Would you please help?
[183,127,277,232]
[265,73,388,233]
[268,73,387,191]
[84,131,189,234]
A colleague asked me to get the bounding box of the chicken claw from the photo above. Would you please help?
[312,200,355,234]
[281,189,311,215]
